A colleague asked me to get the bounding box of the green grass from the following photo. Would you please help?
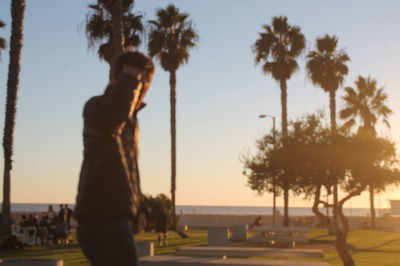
[1,229,400,265]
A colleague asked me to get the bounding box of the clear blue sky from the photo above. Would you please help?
[0,0,399,208]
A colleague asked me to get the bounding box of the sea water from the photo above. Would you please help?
[4,203,390,217]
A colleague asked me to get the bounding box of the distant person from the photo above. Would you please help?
[25,214,38,227]
[75,51,154,266]
[58,204,66,224]
[64,204,73,231]
[38,214,51,245]
[55,205,68,243]
[155,208,168,246]
[46,205,56,224]
[20,214,28,227]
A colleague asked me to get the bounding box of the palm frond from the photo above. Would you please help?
[342,119,356,131]
[306,35,349,93]
[316,34,337,54]
[339,107,357,120]
[0,38,5,49]
[253,16,304,81]
[147,4,198,71]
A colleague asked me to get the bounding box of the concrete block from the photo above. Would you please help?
[231,224,248,241]
[136,242,154,257]
[207,227,229,246]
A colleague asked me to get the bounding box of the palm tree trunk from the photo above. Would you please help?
[369,184,376,229]
[283,183,289,227]
[110,0,124,81]
[329,89,338,235]
[329,90,337,131]
[279,79,288,139]
[280,79,289,227]
[312,184,330,228]
[169,70,177,229]
[1,0,25,237]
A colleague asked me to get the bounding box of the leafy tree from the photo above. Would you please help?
[252,16,305,226]
[340,75,392,228]
[243,113,328,226]
[85,0,143,79]
[306,34,350,232]
[143,194,175,231]
[334,133,399,266]
[283,112,333,228]
[1,0,26,236]
[147,4,198,227]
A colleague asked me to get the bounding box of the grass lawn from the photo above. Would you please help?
[0,229,399,265]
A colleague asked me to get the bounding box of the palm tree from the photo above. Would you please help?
[0,19,6,59]
[85,0,143,79]
[340,75,392,229]
[147,4,198,227]
[252,16,305,226]
[1,0,26,236]
[306,34,350,233]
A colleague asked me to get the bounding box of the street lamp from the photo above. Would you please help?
[259,114,276,227]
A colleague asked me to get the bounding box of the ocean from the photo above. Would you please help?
[4,203,390,217]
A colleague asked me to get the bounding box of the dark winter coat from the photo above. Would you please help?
[74,74,143,224]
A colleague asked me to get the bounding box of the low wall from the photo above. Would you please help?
[178,214,400,230]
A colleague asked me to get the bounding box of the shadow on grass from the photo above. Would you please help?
[350,237,400,253]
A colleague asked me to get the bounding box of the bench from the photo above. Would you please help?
[176,246,323,258]
[247,227,311,247]
[139,256,328,266]
[0,259,63,266]
[180,225,232,246]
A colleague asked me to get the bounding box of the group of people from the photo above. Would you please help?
[18,204,73,245]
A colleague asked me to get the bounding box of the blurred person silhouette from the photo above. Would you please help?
[155,207,168,246]
[64,204,73,229]
[46,205,56,224]
[75,51,154,266]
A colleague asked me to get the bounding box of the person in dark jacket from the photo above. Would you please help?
[74,51,154,266]
[155,208,168,247]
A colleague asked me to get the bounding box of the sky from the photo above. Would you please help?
[0,0,399,209]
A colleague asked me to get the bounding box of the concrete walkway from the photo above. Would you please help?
[176,246,324,258]
[139,256,329,266]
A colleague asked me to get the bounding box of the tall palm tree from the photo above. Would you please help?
[0,19,6,59]
[147,4,198,227]
[252,16,305,227]
[1,0,26,236]
[85,0,143,79]
[306,34,350,233]
[340,75,392,229]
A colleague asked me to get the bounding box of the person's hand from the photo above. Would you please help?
[123,65,145,81]
[135,70,154,110]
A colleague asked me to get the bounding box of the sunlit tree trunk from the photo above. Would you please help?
[335,187,364,266]
[1,0,25,237]
[336,207,355,266]
[169,69,177,229]
[312,184,330,228]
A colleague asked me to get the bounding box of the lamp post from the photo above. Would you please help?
[259,114,276,227]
